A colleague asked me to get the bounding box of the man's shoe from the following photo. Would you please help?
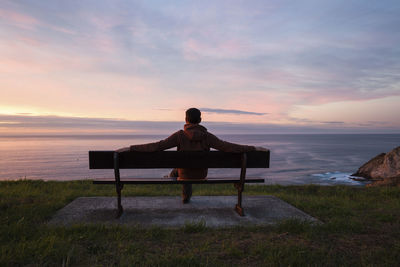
[182,198,190,204]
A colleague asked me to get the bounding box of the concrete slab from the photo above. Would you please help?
[49,196,319,227]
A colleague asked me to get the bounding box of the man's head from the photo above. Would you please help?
[185,108,201,124]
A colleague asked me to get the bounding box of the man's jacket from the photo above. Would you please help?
[130,123,255,179]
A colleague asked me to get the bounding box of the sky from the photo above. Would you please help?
[0,0,400,134]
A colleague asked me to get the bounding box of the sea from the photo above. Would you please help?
[0,134,399,186]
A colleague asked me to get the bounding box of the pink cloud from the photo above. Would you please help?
[183,37,248,60]
[0,9,39,29]
[0,59,50,74]
[0,8,77,35]
[16,36,42,47]
[0,42,105,74]
[47,25,77,35]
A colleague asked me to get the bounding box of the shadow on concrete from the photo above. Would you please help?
[49,196,319,227]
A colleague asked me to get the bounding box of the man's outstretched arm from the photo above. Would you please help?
[207,133,266,152]
[116,131,180,152]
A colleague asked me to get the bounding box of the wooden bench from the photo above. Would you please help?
[89,150,270,217]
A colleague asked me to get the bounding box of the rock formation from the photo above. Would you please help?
[352,153,386,179]
[352,146,400,186]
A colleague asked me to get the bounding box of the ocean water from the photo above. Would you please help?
[0,134,399,186]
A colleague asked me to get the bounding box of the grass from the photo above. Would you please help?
[1,180,400,266]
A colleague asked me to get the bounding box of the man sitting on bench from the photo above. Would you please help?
[117,107,266,203]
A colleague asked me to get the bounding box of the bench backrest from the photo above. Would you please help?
[89,150,270,169]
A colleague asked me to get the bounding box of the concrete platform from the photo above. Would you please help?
[49,196,319,227]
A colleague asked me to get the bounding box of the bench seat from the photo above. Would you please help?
[93,177,264,184]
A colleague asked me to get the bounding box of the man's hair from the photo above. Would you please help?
[185,108,201,124]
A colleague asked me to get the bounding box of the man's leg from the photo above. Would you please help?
[182,183,192,204]
[169,168,192,203]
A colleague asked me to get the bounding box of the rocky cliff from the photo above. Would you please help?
[352,146,400,186]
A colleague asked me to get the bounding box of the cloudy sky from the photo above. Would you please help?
[1,0,399,134]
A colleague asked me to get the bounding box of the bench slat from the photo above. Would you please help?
[93,177,265,184]
[89,150,269,169]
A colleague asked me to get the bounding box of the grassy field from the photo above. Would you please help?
[1,180,400,266]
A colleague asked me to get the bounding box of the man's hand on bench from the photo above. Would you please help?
[255,146,268,152]
[116,147,130,153]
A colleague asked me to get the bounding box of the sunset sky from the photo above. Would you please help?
[1,0,399,134]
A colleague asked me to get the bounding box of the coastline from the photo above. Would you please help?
[1,134,399,185]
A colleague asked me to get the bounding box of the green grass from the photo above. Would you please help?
[1,180,400,266]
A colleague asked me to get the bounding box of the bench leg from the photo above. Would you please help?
[116,184,123,218]
[234,183,244,216]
